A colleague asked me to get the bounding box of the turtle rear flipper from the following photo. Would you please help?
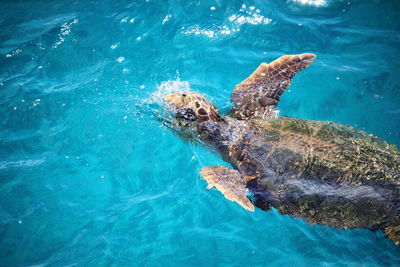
[384,225,400,246]
[230,53,316,120]
[200,166,255,211]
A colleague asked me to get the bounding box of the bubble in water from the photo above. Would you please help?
[53,19,78,48]
[162,14,172,24]
[146,79,191,106]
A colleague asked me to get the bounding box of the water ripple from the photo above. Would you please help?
[1,0,400,265]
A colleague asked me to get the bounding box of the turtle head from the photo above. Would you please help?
[164,92,221,127]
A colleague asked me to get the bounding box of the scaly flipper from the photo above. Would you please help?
[200,166,255,211]
[230,53,316,120]
[384,225,400,246]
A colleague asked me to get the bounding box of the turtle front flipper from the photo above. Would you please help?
[200,166,255,211]
[230,53,316,120]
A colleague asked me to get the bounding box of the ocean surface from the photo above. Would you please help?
[1,0,400,266]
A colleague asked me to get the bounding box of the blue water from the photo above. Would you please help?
[1,0,400,266]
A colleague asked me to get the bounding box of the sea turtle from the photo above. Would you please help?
[162,53,400,246]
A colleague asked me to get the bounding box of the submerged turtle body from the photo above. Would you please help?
[163,53,400,245]
[234,117,400,228]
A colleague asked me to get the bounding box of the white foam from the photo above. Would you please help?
[181,5,272,39]
[116,57,125,63]
[145,79,191,106]
[181,25,238,38]
[162,14,172,24]
[53,18,78,48]
[229,5,272,25]
[5,48,22,58]
[0,159,45,170]
[291,0,327,7]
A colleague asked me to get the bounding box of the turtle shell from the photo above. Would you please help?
[231,117,400,230]
[250,117,400,186]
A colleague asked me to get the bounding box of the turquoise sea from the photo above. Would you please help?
[1,0,400,266]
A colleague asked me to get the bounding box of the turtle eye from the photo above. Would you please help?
[182,93,187,97]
